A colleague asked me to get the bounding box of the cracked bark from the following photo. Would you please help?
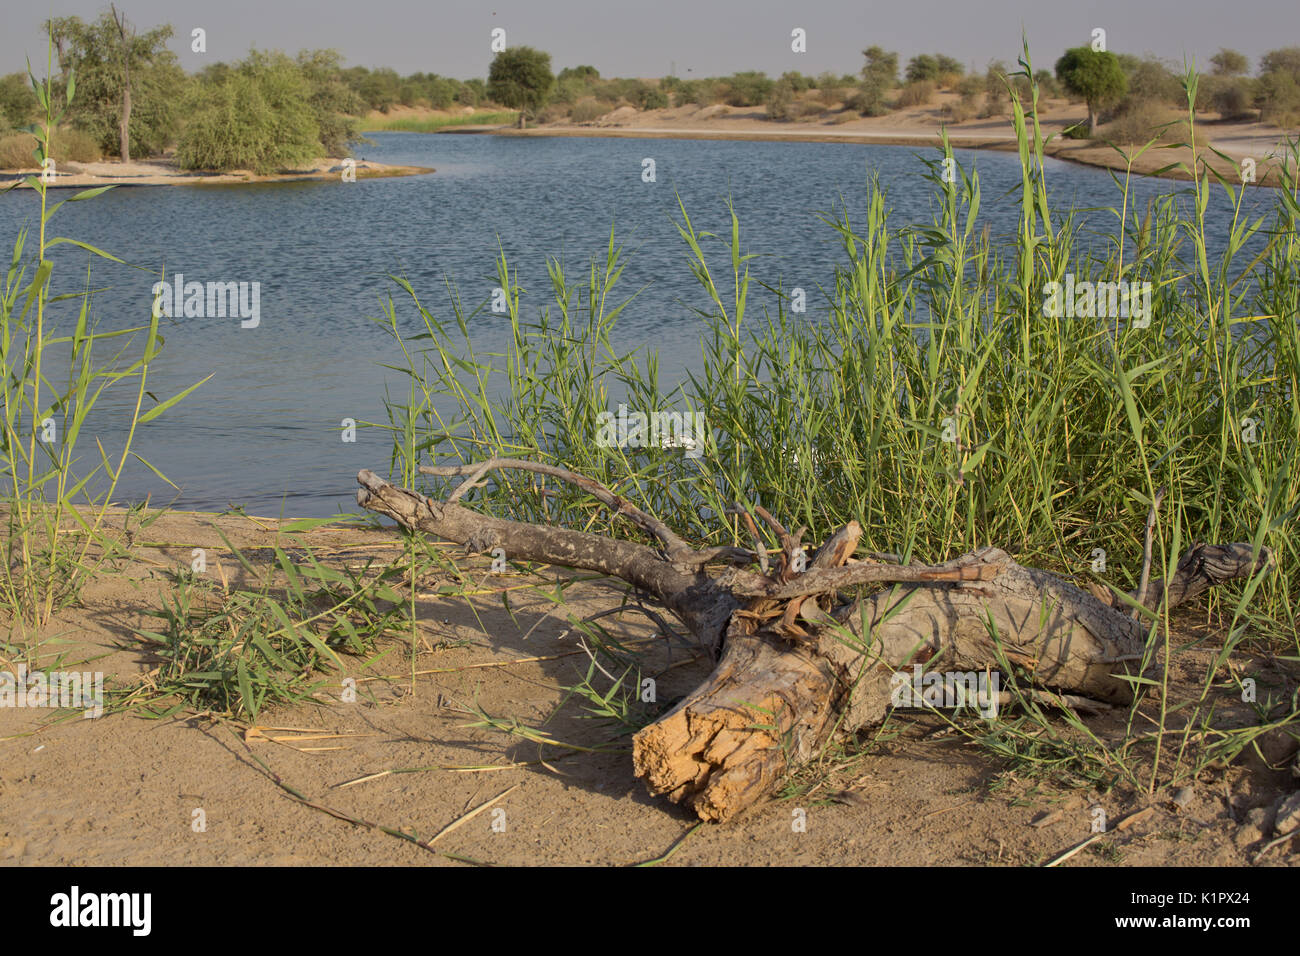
[357,467,1272,823]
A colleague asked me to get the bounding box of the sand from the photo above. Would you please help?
[1,506,1295,866]
[2,156,433,189]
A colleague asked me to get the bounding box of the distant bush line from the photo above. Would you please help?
[2,16,1298,173]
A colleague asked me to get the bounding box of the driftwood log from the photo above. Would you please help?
[356,463,1272,823]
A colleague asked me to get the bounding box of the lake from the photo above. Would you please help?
[0,132,1276,515]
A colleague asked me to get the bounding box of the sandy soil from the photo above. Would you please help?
[2,506,1296,866]
[1,156,433,189]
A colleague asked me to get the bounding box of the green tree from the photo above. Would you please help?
[0,72,38,129]
[1054,46,1127,134]
[1210,48,1249,77]
[176,51,320,173]
[853,46,898,116]
[906,54,939,83]
[860,46,899,87]
[487,46,555,128]
[45,6,181,162]
[558,65,599,82]
[934,55,964,77]
[723,71,773,106]
[294,49,365,155]
[1256,48,1300,125]
[1260,47,1300,76]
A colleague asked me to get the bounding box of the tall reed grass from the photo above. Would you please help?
[1,52,205,633]
[370,49,1298,643]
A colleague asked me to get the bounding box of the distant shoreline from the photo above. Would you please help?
[471,122,1293,187]
[1,157,434,190]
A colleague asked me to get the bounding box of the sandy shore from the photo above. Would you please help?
[1,503,1292,865]
[1,156,434,189]
[463,96,1296,186]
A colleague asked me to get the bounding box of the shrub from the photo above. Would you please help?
[894,80,935,108]
[793,99,826,119]
[723,71,773,107]
[779,71,816,92]
[980,62,1010,118]
[1256,70,1300,126]
[1116,58,1183,114]
[54,127,103,162]
[675,79,718,106]
[0,132,36,168]
[558,65,600,83]
[631,83,668,110]
[0,72,38,129]
[906,54,941,84]
[0,128,101,168]
[848,76,892,116]
[766,79,795,120]
[1256,48,1300,126]
[176,65,321,173]
[457,79,485,107]
[569,97,613,123]
[1033,69,1061,98]
[1200,76,1255,119]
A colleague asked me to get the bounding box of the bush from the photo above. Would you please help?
[1033,69,1061,99]
[980,63,1010,118]
[631,83,668,110]
[1115,58,1183,115]
[1256,49,1300,126]
[894,80,934,108]
[779,71,816,92]
[558,65,600,83]
[723,71,773,107]
[53,127,102,162]
[675,79,718,106]
[0,72,38,129]
[848,76,892,116]
[0,132,36,169]
[569,97,613,123]
[177,63,321,173]
[1200,76,1255,119]
[793,98,826,119]
[457,80,484,107]
[766,79,795,120]
[0,128,103,169]
[943,90,979,123]
[1256,70,1300,126]
[1100,101,1190,145]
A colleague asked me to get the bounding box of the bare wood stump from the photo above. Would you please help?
[357,465,1273,823]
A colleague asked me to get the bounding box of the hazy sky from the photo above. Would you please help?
[4,0,1297,79]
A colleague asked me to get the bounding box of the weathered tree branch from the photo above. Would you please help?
[357,466,1274,823]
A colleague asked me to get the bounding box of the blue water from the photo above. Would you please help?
[0,133,1278,515]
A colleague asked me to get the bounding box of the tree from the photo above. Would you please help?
[906,54,939,84]
[1055,46,1128,134]
[1256,48,1300,126]
[0,72,38,129]
[860,46,898,87]
[487,46,555,128]
[853,46,898,116]
[934,54,964,77]
[558,65,599,83]
[1260,47,1300,77]
[1210,48,1249,77]
[176,52,320,173]
[294,49,365,155]
[45,9,181,161]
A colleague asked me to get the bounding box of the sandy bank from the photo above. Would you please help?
[1,156,434,189]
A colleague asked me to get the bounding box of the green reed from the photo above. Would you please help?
[1,48,206,632]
